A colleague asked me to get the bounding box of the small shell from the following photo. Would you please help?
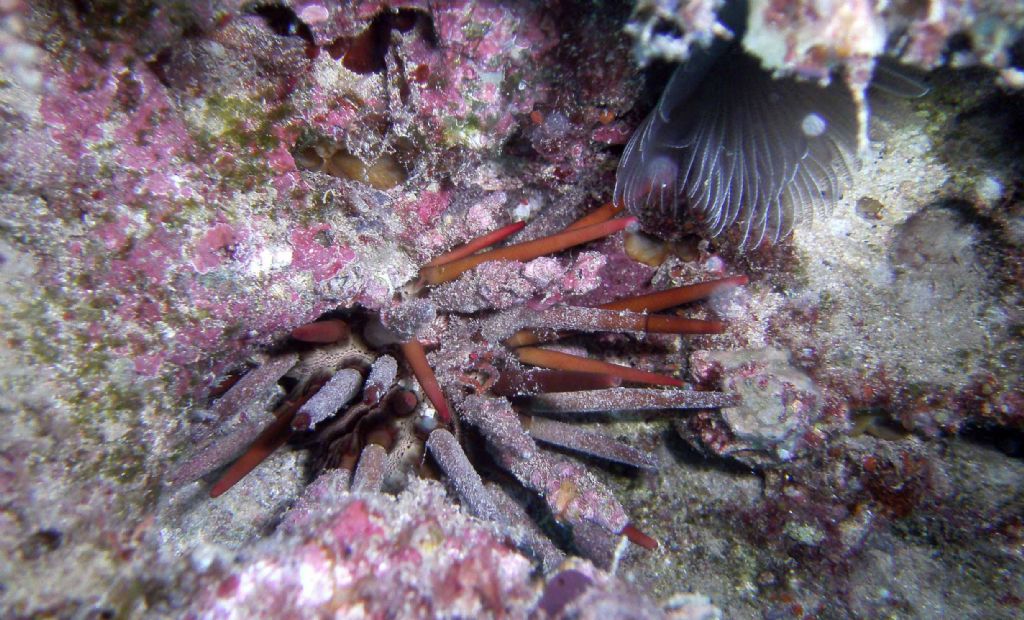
[624,228,670,266]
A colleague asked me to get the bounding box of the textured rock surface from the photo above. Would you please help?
[1,1,1022,618]
[185,478,541,619]
[683,347,823,466]
[628,0,1024,81]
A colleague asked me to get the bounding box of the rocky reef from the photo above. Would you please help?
[0,1,1021,618]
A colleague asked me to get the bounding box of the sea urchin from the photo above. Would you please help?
[172,202,746,565]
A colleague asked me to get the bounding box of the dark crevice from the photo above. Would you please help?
[145,47,174,88]
[662,425,761,477]
[333,8,437,75]
[959,422,1024,459]
[250,3,315,46]
[1010,32,1024,69]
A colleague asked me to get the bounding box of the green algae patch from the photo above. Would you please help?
[185,92,296,190]
[0,240,179,494]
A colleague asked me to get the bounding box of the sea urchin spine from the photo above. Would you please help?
[183,200,742,565]
[423,221,527,268]
[399,340,452,424]
[514,347,686,388]
[419,216,637,284]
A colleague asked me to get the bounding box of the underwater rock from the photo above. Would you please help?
[1,1,1022,618]
[682,347,823,466]
[186,477,711,619]
[627,0,1024,79]
[186,479,540,618]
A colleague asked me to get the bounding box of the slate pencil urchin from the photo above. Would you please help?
[173,203,746,566]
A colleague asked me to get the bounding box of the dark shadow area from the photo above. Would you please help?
[960,421,1024,459]
[326,8,436,74]
[930,67,1024,188]
[250,2,315,45]
[661,425,759,477]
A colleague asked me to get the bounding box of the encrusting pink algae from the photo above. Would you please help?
[0,1,1022,618]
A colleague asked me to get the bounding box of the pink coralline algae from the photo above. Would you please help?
[288,224,357,282]
[187,477,541,619]
[2,0,629,404]
[431,251,608,313]
[629,0,1024,80]
[185,474,714,620]
[193,224,241,274]
[4,1,1023,618]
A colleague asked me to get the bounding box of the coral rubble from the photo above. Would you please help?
[628,0,1024,81]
